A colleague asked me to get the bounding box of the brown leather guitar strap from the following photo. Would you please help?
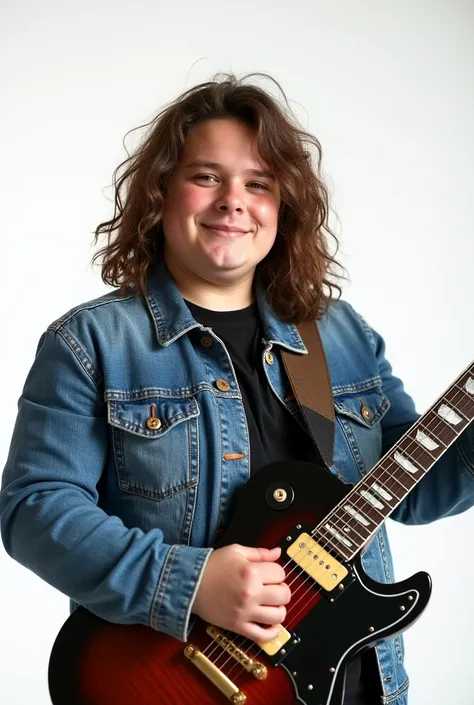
[280,320,335,469]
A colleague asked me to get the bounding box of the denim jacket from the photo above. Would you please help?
[2,261,474,705]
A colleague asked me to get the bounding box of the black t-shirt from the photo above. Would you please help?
[186,299,382,705]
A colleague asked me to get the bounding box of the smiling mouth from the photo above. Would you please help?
[201,224,249,237]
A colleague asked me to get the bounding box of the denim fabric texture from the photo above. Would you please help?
[2,260,474,705]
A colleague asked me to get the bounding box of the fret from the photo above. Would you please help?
[437,399,470,428]
[372,475,409,503]
[341,503,372,528]
[416,410,454,446]
[458,371,474,396]
[345,492,382,525]
[391,442,427,476]
[329,465,413,546]
[338,495,380,527]
[315,525,352,562]
[312,359,474,561]
[373,458,414,495]
[448,383,474,419]
[329,507,371,544]
[415,426,445,451]
[398,431,441,471]
[351,487,387,521]
[336,521,369,546]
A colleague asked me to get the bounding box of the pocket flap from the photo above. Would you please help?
[334,385,389,428]
[105,393,199,438]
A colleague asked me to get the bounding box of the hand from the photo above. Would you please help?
[192,544,291,642]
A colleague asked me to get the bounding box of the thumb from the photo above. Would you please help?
[240,545,282,562]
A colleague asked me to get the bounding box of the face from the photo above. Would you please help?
[161,118,281,300]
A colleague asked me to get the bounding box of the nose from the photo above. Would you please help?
[214,182,246,214]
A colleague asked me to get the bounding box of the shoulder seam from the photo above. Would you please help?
[349,305,376,353]
[53,327,104,392]
[48,294,136,331]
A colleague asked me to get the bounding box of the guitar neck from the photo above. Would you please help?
[316,361,474,561]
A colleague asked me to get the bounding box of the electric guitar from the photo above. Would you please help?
[48,361,474,705]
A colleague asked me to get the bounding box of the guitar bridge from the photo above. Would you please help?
[184,644,247,703]
[207,625,267,679]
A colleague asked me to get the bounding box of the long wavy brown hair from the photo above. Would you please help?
[92,73,345,322]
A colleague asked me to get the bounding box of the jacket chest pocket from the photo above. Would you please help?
[105,392,200,501]
[333,384,390,480]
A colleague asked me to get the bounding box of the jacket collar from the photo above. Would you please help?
[145,259,307,353]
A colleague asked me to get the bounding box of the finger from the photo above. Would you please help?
[240,621,282,643]
[258,561,286,584]
[243,546,282,562]
[260,583,291,606]
[251,604,287,626]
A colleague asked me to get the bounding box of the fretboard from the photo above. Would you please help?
[315,361,474,561]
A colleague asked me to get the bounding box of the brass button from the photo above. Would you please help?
[265,351,275,365]
[361,404,373,421]
[200,335,213,348]
[216,378,230,392]
[146,416,161,430]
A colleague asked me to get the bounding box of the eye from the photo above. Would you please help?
[195,174,218,183]
[248,182,268,190]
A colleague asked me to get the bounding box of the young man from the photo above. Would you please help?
[1,75,473,705]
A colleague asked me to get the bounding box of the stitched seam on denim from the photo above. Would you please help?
[178,416,193,544]
[49,295,136,330]
[337,417,367,473]
[375,533,403,665]
[104,386,241,401]
[150,544,176,630]
[180,415,199,545]
[215,396,227,532]
[145,289,201,346]
[183,549,213,639]
[355,309,377,353]
[332,377,382,395]
[372,644,389,697]
[53,327,103,391]
[376,529,395,587]
[335,396,390,428]
[112,426,128,490]
[144,289,168,344]
[268,319,306,350]
[382,678,409,704]
[112,418,197,501]
[107,401,199,437]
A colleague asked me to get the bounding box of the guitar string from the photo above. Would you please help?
[203,380,473,681]
[201,376,473,683]
[204,387,473,683]
[217,388,474,676]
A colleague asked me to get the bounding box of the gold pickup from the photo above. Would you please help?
[286,532,348,590]
[256,623,292,656]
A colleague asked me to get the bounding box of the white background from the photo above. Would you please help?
[1,1,473,703]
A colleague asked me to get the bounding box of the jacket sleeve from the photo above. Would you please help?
[0,327,212,642]
[361,314,474,524]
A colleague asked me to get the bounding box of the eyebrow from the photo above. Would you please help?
[184,159,276,181]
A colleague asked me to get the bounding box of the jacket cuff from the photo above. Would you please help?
[150,544,213,641]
